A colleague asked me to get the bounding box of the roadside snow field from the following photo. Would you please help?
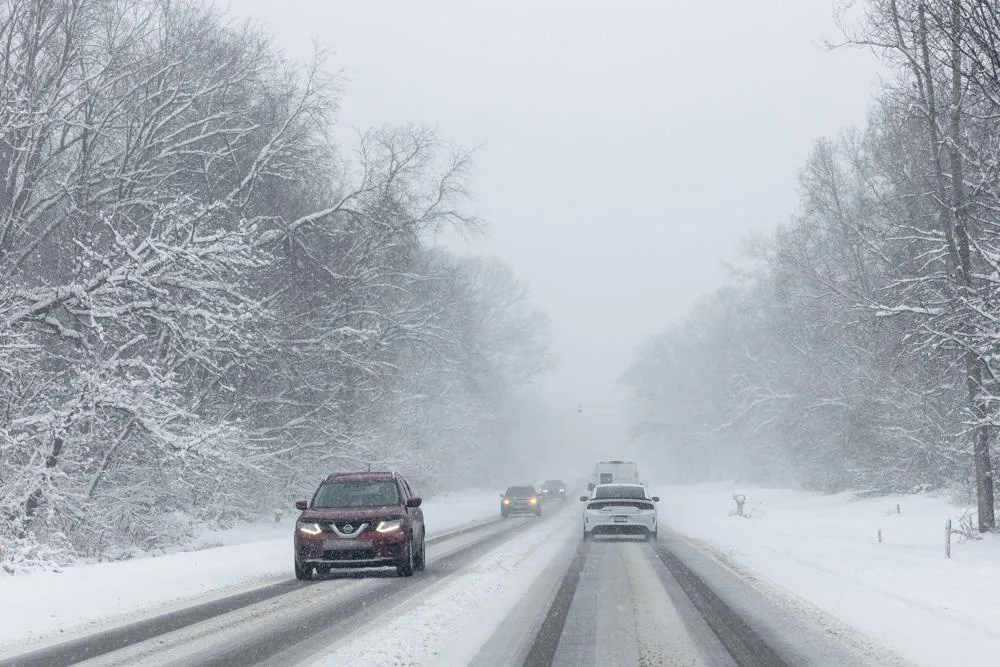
[0,489,501,653]
[655,482,1000,667]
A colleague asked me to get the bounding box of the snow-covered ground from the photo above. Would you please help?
[0,489,501,654]
[655,482,1000,667]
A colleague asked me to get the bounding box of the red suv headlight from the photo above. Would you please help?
[297,521,323,535]
[375,519,404,533]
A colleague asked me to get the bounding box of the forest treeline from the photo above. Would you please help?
[0,0,548,570]
[624,0,1000,530]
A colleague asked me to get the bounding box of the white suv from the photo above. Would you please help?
[580,483,659,540]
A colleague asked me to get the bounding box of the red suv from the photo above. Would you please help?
[293,471,426,579]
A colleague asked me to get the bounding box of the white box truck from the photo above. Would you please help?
[589,460,640,490]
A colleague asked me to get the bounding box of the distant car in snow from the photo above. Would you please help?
[580,483,659,540]
[540,479,567,500]
[293,471,426,580]
[501,485,542,517]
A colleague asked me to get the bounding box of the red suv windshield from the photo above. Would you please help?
[312,481,400,508]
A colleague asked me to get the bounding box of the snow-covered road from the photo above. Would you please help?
[1,486,930,667]
[303,505,580,666]
[0,489,501,657]
[76,518,537,667]
[551,539,726,666]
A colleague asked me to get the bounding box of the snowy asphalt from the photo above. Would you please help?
[0,504,902,667]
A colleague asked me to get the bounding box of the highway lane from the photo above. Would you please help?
[478,529,906,667]
[546,537,735,666]
[3,505,909,667]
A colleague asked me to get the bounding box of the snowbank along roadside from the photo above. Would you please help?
[654,482,1000,667]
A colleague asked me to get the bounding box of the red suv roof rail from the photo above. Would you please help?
[323,470,398,481]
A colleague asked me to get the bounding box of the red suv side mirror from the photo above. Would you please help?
[295,500,308,511]
[406,497,422,508]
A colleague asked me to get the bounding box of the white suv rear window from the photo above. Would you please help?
[594,485,645,500]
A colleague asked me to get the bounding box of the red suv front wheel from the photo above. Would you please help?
[396,535,415,577]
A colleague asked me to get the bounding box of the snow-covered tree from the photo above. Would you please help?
[0,0,551,569]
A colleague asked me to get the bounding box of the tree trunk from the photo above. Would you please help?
[968,357,996,531]
[910,0,996,530]
[946,0,995,531]
[20,432,66,538]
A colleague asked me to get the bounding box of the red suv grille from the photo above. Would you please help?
[333,521,369,534]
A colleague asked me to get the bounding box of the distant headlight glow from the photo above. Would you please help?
[529,497,538,505]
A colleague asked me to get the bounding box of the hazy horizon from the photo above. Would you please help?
[227,0,884,457]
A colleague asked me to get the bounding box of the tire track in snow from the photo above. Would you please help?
[544,538,727,667]
[300,510,578,666]
[651,540,790,667]
[521,538,589,667]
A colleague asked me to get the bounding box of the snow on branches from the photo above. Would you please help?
[0,0,549,569]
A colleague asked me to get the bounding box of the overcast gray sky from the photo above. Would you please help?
[227,0,882,456]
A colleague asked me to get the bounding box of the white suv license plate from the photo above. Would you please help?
[613,516,628,523]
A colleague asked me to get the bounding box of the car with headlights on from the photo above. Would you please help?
[293,471,425,580]
[501,485,542,517]
[540,479,567,500]
[580,483,659,540]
